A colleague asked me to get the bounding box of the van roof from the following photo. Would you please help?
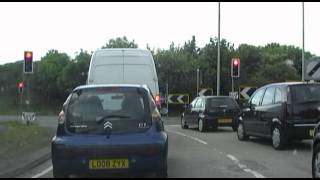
[74,84,150,92]
[94,48,151,57]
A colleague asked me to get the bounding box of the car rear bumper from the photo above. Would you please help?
[285,124,317,140]
[52,154,166,176]
[51,132,168,176]
[204,117,237,127]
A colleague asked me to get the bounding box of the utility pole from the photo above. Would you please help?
[197,68,199,96]
[217,2,221,96]
[302,2,305,82]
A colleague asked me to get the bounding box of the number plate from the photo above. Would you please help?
[89,159,129,169]
[310,129,315,137]
[218,118,233,123]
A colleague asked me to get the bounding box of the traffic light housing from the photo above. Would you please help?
[231,58,240,77]
[24,51,33,73]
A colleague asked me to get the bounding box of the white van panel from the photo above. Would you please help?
[87,48,159,96]
[94,65,123,84]
[123,64,156,94]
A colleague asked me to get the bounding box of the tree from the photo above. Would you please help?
[102,36,138,48]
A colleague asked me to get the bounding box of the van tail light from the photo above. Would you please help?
[155,95,161,106]
[58,110,66,125]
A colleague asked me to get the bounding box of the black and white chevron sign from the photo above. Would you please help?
[306,57,320,80]
[239,87,257,100]
[168,94,189,104]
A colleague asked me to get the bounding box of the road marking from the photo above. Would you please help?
[166,125,180,127]
[226,155,266,178]
[31,166,52,178]
[167,130,208,145]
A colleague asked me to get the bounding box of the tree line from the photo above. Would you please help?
[0,36,314,114]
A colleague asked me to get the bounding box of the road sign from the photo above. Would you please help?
[21,112,36,125]
[198,88,213,96]
[239,87,257,99]
[305,57,320,80]
[229,92,238,99]
[168,94,189,104]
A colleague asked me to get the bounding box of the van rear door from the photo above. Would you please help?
[123,50,158,96]
[91,50,124,84]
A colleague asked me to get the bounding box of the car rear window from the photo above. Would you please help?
[65,87,151,135]
[291,84,320,103]
[206,98,238,110]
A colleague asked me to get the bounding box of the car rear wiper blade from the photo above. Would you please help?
[96,115,131,124]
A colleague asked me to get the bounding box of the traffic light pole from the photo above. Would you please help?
[232,76,234,93]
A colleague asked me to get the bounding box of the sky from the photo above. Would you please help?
[0,2,319,65]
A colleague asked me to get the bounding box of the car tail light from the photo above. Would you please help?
[58,110,66,125]
[155,95,161,106]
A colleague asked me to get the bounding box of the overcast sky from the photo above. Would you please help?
[0,2,319,64]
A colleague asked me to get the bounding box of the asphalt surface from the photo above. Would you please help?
[7,116,313,178]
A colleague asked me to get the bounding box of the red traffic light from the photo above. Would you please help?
[233,59,239,66]
[18,82,24,88]
[24,51,33,61]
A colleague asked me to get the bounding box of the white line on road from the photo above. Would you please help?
[167,130,208,145]
[31,166,53,178]
[226,154,266,178]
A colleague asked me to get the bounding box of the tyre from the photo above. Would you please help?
[181,116,188,129]
[53,167,68,178]
[312,144,320,178]
[232,125,237,132]
[198,119,206,132]
[237,122,249,141]
[156,170,168,178]
[272,125,287,150]
[156,158,168,178]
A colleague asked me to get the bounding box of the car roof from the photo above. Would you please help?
[261,81,320,89]
[73,84,150,92]
[198,96,233,99]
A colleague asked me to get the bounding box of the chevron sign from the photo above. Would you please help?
[239,87,257,100]
[168,94,189,104]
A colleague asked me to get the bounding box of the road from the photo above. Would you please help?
[12,116,312,178]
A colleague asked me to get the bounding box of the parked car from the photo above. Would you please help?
[87,48,161,106]
[51,84,168,178]
[237,82,320,150]
[181,96,240,132]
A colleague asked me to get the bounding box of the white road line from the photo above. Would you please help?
[166,125,181,127]
[167,130,208,145]
[31,166,53,178]
[226,154,266,178]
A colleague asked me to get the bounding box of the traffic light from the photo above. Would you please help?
[18,82,24,93]
[231,58,240,77]
[24,51,33,73]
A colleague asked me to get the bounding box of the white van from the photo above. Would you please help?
[87,48,160,105]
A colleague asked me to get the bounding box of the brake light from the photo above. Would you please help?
[155,95,160,103]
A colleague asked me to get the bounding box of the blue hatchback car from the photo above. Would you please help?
[51,84,168,178]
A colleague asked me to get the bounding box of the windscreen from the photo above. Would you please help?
[206,98,238,110]
[66,87,151,135]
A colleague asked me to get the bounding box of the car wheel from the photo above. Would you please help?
[156,158,168,178]
[237,122,249,141]
[313,144,320,178]
[53,168,68,178]
[232,125,237,132]
[272,125,287,150]
[198,119,206,132]
[181,116,188,129]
